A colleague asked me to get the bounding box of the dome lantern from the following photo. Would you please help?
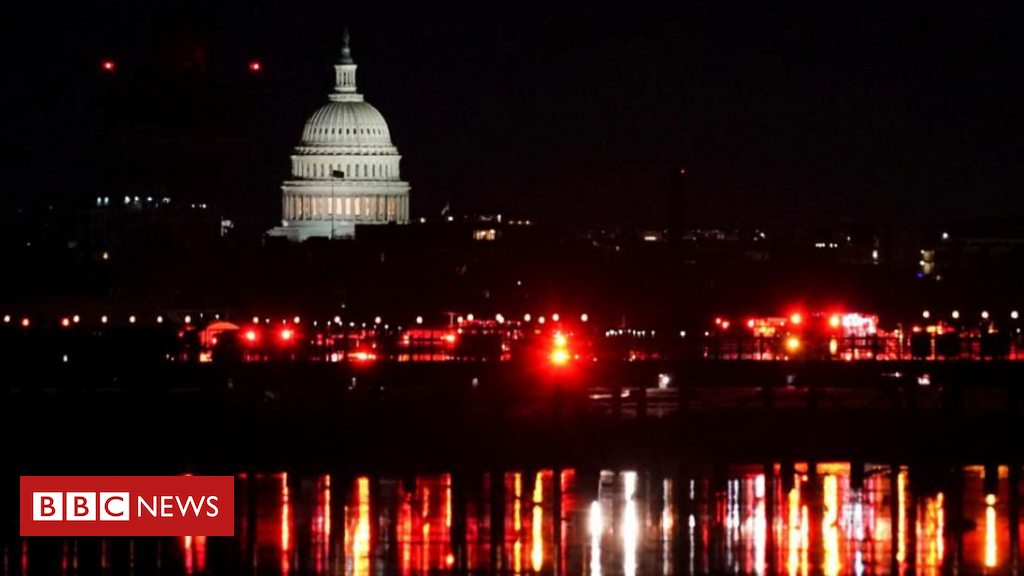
[332,28,361,101]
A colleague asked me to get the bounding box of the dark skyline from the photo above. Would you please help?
[6,0,1023,230]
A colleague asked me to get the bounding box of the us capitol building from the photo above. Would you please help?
[269,31,410,241]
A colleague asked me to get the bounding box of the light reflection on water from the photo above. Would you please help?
[7,464,1022,576]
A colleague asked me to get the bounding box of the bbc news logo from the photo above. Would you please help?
[20,476,233,536]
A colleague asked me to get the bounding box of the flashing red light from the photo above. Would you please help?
[550,332,571,366]
[249,61,262,72]
[245,330,258,342]
[280,329,294,341]
[550,349,570,365]
[790,313,803,325]
[747,319,755,329]
[21,318,30,328]
[721,320,730,330]
[444,333,456,344]
[714,317,723,325]
[101,60,115,72]
[828,315,841,328]
[61,318,70,327]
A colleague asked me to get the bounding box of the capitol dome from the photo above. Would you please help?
[299,101,394,149]
[268,29,410,242]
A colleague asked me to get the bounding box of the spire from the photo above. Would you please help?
[340,27,354,65]
[331,28,362,101]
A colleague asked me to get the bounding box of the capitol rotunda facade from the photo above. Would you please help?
[269,31,410,241]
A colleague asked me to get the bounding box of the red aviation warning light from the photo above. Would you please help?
[101,60,115,73]
[249,61,262,73]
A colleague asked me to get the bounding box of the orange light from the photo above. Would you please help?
[829,315,840,328]
[61,318,70,327]
[551,349,569,365]
[280,329,293,341]
[351,350,376,362]
[21,318,30,328]
[444,333,456,343]
[786,337,800,352]
[790,313,802,325]
[245,330,257,342]
[554,332,567,347]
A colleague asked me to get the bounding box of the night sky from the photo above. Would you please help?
[6,0,1023,231]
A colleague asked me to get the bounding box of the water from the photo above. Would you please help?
[7,464,1021,576]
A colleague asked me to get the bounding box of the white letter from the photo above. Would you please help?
[160,495,174,517]
[206,496,219,517]
[176,496,206,517]
[138,496,157,517]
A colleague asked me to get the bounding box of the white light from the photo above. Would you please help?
[72,315,80,323]
[922,310,930,319]
[942,232,949,240]
[157,316,163,324]
[658,373,671,389]
[293,316,301,324]
[2,315,9,323]
[981,311,990,320]
[679,331,686,338]
[538,316,546,325]
[523,313,531,322]
[415,316,423,325]
[129,315,136,324]
[457,316,464,324]
[253,316,259,324]
[467,313,475,321]
[184,315,192,324]
[952,310,960,319]
[101,315,108,324]
[495,314,505,324]
[374,316,382,324]
[334,316,342,324]
[1013,311,1020,320]
[580,313,589,323]
[552,313,560,322]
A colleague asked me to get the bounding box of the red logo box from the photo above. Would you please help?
[20,476,234,536]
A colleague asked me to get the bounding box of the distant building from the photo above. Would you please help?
[269,30,411,241]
